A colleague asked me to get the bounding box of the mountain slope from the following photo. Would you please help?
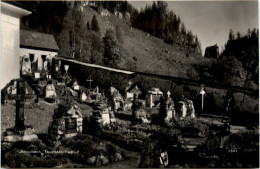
[56,6,211,79]
[20,3,214,80]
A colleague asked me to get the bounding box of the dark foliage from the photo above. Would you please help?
[95,1,138,15]
[20,1,68,34]
[210,55,247,86]
[91,15,100,32]
[103,29,120,67]
[131,1,202,54]
[221,34,259,84]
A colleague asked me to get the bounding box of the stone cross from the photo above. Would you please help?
[86,77,93,87]
[167,91,171,98]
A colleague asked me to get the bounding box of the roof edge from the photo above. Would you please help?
[20,45,59,52]
[1,1,31,18]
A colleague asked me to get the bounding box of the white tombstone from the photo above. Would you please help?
[178,101,187,118]
[188,100,196,118]
[64,65,69,72]
[101,113,110,126]
[165,109,173,122]
[34,72,40,79]
[45,84,56,99]
[72,82,80,91]
[81,92,88,101]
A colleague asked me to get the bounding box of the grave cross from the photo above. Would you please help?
[15,78,37,131]
[86,77,93,87]
[199,84,206,112]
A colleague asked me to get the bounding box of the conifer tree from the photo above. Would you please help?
[236,31,241,39]
[228,29,235,40]
[91,15,100,32]
[103,29,120,67]
[87,21,90,31]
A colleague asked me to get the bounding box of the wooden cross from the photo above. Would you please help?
[86,77,93,87]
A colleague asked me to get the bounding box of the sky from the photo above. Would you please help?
[129,1,259,53]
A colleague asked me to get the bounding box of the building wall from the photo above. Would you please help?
[20,48,57,70]
[1,13,20,89]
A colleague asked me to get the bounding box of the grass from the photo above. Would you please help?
[1,101,93,134]
[1,102,56,134]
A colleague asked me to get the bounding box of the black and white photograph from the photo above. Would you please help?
[1,0,259,168]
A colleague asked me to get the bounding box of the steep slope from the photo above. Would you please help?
[58,6,212,79]
[21,3,214,80]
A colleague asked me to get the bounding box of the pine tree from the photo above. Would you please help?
[251,28,257,38]
[236,31,241,39]
[103,29,120,67]
[86,21,90,31]
[91,15,100,32]
[247,28,251,37]
[228,29,235,40]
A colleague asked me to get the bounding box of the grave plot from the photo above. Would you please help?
[1,84,128,168]
[1,134,125,168]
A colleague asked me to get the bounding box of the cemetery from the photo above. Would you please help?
[1,57,259,168]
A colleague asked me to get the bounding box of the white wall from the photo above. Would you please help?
[1,13,20,89]
[20,48,57,70]
[1,2,31,89]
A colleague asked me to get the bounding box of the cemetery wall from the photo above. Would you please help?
[60,59,133,94]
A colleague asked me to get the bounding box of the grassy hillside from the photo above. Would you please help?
[55,6,214,80]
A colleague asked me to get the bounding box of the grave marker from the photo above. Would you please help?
[199,84,206,112]
[86,77,93,87]
[3,78,38,142]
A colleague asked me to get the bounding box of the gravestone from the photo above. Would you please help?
[48,88,83,141]
[72,81,80,91]
[86,77,93,87]
[165,91,175,123]
[45,81,57,103]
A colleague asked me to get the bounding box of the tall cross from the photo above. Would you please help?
[199,84,206,112]
[15,79,37,131]
[86,77,93,87]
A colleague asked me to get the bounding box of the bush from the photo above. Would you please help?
[175,119,209,137]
